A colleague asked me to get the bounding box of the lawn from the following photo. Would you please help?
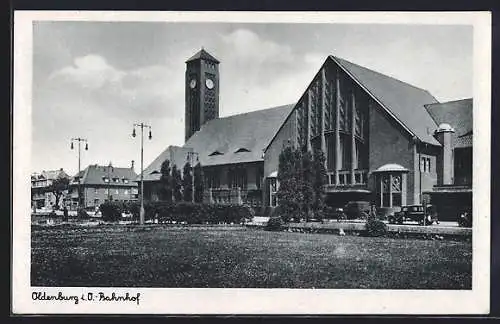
[31,224,472,289]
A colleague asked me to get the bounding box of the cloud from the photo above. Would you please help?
[214,29,326,114]
[47,54,184,120]
[220,29,294,66]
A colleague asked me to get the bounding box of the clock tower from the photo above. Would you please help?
[185,48,220,142]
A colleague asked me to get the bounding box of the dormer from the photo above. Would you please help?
[209,151,224,156]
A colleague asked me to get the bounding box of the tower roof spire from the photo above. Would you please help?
[186,48,220,64]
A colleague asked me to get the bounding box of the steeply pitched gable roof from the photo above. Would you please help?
[183,104,295,167]
[75,164,138,186]
[330,56,441,146]
[140,146,194,182]
[186,48,220,64]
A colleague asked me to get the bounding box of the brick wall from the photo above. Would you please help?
[368,100,415,205]
[263,110,297,206]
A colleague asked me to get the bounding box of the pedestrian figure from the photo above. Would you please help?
[63,206,69,222]
[369,204,377,220]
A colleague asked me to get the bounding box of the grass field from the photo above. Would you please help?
[31,224,472,289]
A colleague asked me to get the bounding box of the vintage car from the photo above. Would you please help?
[388,204,439,226]
[458,210,472,227]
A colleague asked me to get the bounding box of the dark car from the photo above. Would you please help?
[458,210,472,227]
[388,204,438,226]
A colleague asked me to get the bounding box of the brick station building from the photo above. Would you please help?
[143,49,472,220]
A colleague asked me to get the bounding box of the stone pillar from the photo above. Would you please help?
[435,125,455,185]
[335,70,341,185]
[351,90,356,185]
[320,69,327,169]
[401,173,407,206]
[307,90,312,152]
[379,175,383,206]
[389,173,393,207]
[413,142,420,204]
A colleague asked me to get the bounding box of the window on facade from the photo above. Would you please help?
[124,190,129,195]
[229,168,247,189]
[94,199,99,206]
[123,178,129,184]
[256,167,263,189]
[103,177,109,183]
[339,135,351,170]
[269,178,279,207]
[95,188,99,194]
[420,157,431,173]
[378,173,404,207]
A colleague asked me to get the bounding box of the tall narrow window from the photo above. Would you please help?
[269,178,279,207]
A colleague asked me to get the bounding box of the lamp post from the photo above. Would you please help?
[187,151,199,203]
[132,123,152,225]
[70,137,88,209]
[107,162,113,201]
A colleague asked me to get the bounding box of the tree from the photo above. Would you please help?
[301,150,315,222]
[276,146,327,223]
[47,176,69,210]
[182,162,193,202]
[312,148,327,220]
[172,165,183,202]
[194,162,204,203]
[276,146,303,222]
[160,159,173,202]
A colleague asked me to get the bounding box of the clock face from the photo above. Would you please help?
[189,79,197,89]
[205,78,214,89]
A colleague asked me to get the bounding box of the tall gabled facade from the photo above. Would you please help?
[264,56,468,218]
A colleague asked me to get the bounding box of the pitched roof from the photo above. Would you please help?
[424,98,473,137]
[75,164,138,187]
[141,146,194,182]
[330,56,441,146]
[455,132,473,148]
[183,104,295,167]
[186,48,220,64]
[32,169,69,180]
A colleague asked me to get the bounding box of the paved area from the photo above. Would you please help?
[246,217,471,236]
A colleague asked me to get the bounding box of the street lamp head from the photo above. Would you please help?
[148,129,152,140]
[132,128,136,138]
[85,142,88,151]
[70,141,74,150]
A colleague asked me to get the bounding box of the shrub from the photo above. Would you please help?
[265,216,285,231]
[142,201,253,225]
[77,208,91,219]
[364,219,388,237]
[99,202,122,222]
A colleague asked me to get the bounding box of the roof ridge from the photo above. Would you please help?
[330,55,434,95]
[425,97,473,107]
[217,104,295,120]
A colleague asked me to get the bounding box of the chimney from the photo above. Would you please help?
[434,123,455,185]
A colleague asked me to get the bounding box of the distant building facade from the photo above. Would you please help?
[142,49,472,219]
[69,163,138,210]
[31,168,70,210]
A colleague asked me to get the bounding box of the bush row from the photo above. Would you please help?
[99,201,254,224]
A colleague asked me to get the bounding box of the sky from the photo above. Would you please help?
[31,22,473,176]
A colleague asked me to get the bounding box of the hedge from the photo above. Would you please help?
[364,219,388,237]
[100,201,253,224]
